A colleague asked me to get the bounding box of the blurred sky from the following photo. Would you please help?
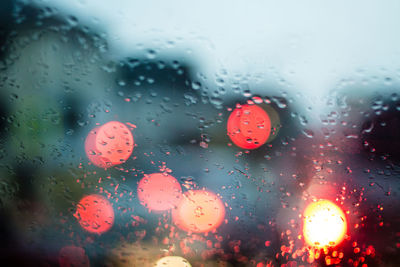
[31,0,400,96]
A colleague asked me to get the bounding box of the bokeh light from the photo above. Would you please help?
[303,199,347,248]
[227,104,271,149]
[137,173,182,212]
[74,194,114,235]
[172,190,225,233]
[154,256,192,267]
[84,121,134,168]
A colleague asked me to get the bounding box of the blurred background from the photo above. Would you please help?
[0,0,400,266]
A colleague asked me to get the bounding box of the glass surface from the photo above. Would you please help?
[1,0,400,266]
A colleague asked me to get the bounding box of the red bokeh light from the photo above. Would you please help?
[172,190,225,233]
[85,121,134,168]
[227,104,271,149]
[58,246,90,267]
[74,194,114,235]
[137,173,182,212]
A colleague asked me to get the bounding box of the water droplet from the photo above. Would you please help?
[302,129,314,138]
[66,15,78,27]
[272,97,287,109]
[362,121,374,134]
[299,115,308,125]
[210,97,223,107]
[146,49,157,59]
[191,81,201,90]
[117,80,126,87]
[215,77,225,86]
[243,90,252,97]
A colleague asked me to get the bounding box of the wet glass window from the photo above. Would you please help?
[1,1,400,266]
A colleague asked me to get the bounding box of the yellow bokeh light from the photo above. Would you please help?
[303,199,347,248]
[154,256,192,267]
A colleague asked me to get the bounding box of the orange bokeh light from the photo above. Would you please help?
[227,104,271,149]
[74,194,114,235]
[303,199,347,248]
[137,173,182,212]
[172,190,225,233]
[85,121,134,168]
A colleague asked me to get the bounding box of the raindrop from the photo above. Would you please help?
[210,97,223,106]
[215,77,225,86]
[66,15,78,27]
[299,115,308,125]
[146,49,157,59]
[361,121,374,134]
[302,129,314,138]
[372,98,383,110]
[243,90,252,97]
[272,97,287,109]
[191,81,201,90]
[117,80,126,87]
[345,133,358,139]
[65,129,74,136]
[184,93,198,106]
